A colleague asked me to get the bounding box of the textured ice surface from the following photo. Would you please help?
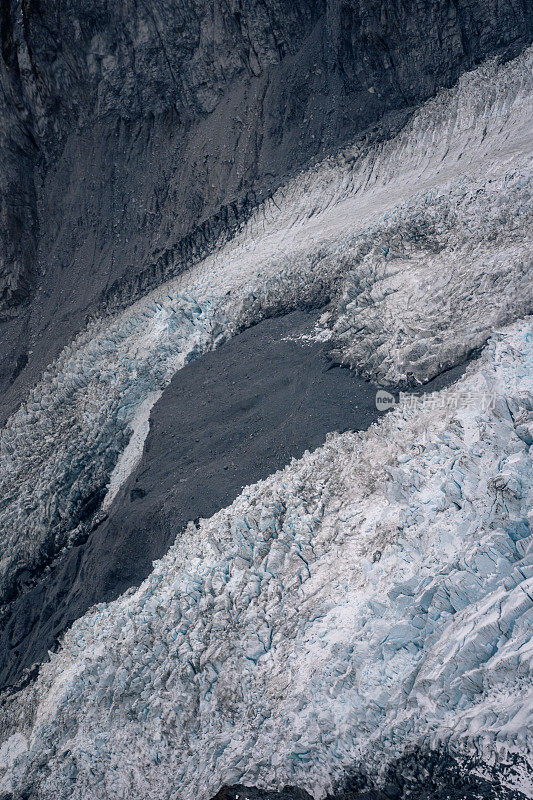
[1,42,532,790]
[0,318,531,799]
[0,49,531,610]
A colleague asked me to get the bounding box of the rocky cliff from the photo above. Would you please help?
[1,0,531,422]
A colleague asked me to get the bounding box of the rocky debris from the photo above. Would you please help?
[216,747,530,800]
[1,0,532,422]
[0,308,387,689]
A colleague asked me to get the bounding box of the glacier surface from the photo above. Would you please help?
[0,317,531,799]
[0,48,531,615]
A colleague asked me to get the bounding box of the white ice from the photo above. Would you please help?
[0,317,531,800]
[0,48,531,607]
[1,47,533,800]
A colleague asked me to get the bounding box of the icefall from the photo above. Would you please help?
[0,318,531,800]
[0,48,531,609]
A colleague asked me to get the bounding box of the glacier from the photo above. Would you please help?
[0,47,531,618]
[0,44,532,799]
[0,316,531,799]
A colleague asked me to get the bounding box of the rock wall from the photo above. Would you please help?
[1,0,531,421]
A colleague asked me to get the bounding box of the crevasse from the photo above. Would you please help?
[0,317,531,799]
[0,48,531,638]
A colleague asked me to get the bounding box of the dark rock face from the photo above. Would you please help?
[214,749,530,800]
[1,0,531,422]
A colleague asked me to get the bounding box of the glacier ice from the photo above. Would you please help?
[0,47,531,614]
[0,317,531,799]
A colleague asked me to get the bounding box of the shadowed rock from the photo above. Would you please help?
[1,0,531,422]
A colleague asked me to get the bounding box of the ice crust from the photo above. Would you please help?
[0,318,531,799]
[0,48,531,611]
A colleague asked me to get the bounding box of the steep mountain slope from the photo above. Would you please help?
[0,45,531,637]
[1,0,531,423]
[0,3,532,799]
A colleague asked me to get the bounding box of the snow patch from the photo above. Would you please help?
[102,389,162,511]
